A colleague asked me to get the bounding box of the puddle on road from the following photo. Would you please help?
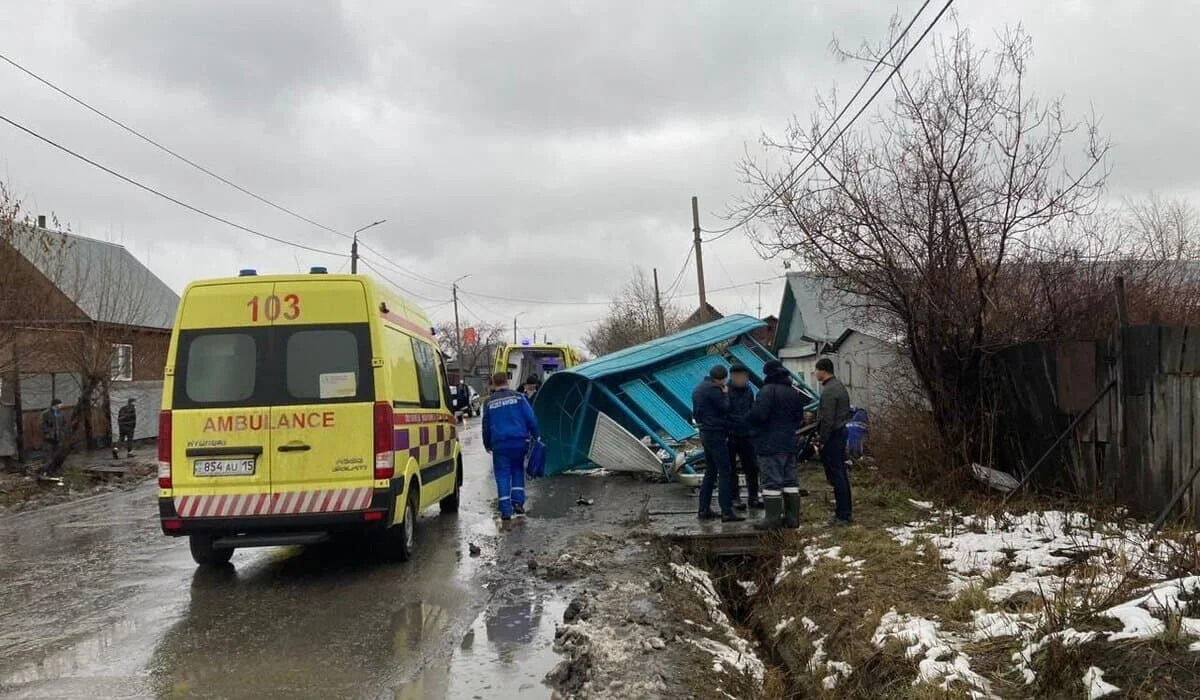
[392,594,566,699]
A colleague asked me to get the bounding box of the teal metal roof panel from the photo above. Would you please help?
[728,343,768,381]
[569,314,765,381]
[619,379,697,442]
[654,355,731,408]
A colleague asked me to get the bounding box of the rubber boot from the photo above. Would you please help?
[782,492,802,529]
[753,496,783,531]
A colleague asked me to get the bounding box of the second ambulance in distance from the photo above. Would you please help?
[157,267,462,566]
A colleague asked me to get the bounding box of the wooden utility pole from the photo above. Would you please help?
[452,282,462,364]
[692,196,708,322]
[652,267,667,336]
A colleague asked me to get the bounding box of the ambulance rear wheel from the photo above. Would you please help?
[439,463,462,514]
[387,493,417,562]
[189,535,234,567]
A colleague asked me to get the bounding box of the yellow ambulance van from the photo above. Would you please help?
[157,267,462,566]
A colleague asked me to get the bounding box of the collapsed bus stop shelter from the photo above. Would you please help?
[533,314,817,477]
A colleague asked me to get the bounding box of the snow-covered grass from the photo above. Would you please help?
[731,467,1200,698]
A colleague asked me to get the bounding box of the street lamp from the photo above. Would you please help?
[349,219,387,274]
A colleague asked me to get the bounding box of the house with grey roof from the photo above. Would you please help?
[1,221,180,458]
[773,272,913,411]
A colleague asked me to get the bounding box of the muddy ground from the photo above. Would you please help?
[0,423,754,700]
[0,444,157,515]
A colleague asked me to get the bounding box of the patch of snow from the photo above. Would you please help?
[773,617,794,637]
[775,554,802,584]
[671,563,765,684]
[1190,641,1200,652]
[737,580,759,597]
[889,509,1166,606]
[873,609,996,699]
[1083,667,1121,699]
[807,636,828,672]
[971,611,1038,642]
[908,499,934,510]
[823,661,853,689]
[872,610,944,658]
[1101,576,1200,641]
[1012,629,1099,684]
[801,617,820,634]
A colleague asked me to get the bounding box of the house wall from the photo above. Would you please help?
[782,332,912,413]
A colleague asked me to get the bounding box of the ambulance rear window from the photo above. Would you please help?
[286,328,364,401]
[184,332,258,403]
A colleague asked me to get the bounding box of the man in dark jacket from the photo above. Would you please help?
[815,357,853,526]
[747,361,806,530]
[521,374,541,403]
[692,365,744,522]
[726,364,762,511]
[39,398,67,477]
[113,398,136,458]
[482,372,540,521]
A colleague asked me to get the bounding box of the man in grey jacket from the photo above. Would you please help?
[815,358,853,526]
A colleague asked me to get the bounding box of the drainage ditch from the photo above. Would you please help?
[683,549,808,699]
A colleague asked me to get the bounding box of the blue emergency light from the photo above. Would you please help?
[310,266,328,274]
[239,269,257,277]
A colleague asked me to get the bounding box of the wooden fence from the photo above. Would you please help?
[988,325,1200,524]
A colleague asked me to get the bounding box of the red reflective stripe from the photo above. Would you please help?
[357,488,371,510]
[380,310,434,342]
[319,490,336,512]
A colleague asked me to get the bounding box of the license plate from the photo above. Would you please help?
[193,458,256,477]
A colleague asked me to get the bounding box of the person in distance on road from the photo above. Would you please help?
[482,372,540,521]
[39,398,68,478]
[814,357,853,527]
[748,361,806,530]
[692,365,744,523]
[726,364,763,511]
[113,398,137,459]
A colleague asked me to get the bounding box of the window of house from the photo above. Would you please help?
[110,344,133,382]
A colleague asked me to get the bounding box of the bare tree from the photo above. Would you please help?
[741,21,1110,464]
[42,243,157,447]
[584,267,684,357]
[435,320,505,375]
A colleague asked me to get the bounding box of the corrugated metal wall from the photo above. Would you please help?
[108,381,164,440]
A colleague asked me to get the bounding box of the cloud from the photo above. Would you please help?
[78,0,366,111]
[0,0,1198,351]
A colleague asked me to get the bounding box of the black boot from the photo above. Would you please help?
[782,491,802,528]
[754,496,783,531]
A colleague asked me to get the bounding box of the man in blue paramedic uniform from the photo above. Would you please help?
[482,372,540,520]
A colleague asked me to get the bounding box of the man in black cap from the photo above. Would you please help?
[726,364,762,511]
[748,360,805,529]
[692,364,744,522]
[521,374,541,403]
[815,357,853,526]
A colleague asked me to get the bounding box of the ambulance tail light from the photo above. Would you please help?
[374,401,395,480]
[157,410,173,489]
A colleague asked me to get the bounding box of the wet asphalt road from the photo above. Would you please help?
[0,424,639,700]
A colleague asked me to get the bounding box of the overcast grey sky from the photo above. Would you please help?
[1,1,1195,346]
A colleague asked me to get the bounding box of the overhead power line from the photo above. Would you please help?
[702,0,945,242]
[359,257,450,304]
[663,245,695,300]
[357,241,451,288]
[0,51,353,241]
[0,113,347,257]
